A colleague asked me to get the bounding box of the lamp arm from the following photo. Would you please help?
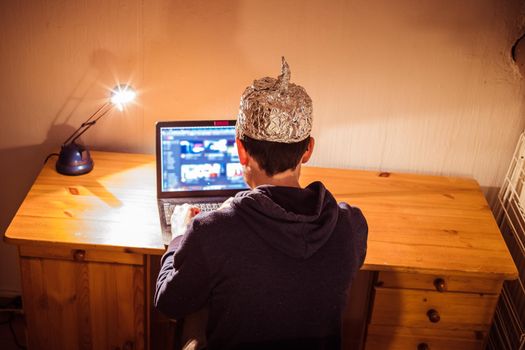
[62,102,113,146]
[68,104,115,145]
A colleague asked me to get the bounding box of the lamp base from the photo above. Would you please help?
[56,143,94,175]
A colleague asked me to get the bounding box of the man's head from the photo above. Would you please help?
[236,58,315,186]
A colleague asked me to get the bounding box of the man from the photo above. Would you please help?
[155,58,368,350]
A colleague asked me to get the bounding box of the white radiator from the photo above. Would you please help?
[488,133,525,350]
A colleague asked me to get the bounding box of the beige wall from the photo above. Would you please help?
[1,0,524,293]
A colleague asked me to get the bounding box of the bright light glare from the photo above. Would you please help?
[110,84,136,111]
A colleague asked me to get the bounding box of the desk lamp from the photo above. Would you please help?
[56,84,136,175]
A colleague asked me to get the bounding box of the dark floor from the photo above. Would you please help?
[0,312,25,350]
[0,297,26,350]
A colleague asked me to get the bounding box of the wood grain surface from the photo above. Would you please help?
[20,255,144,349]
[4,151,518,279]
[370,287,498,330]
[376,271,503,294]
[366,324,484,350]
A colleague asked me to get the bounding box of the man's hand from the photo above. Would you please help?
[219,197,234,210]
[171,204,201,239]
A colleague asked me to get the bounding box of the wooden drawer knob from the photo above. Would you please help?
[417,343,429,350]
[433,278,446,292]
[427,309,440,323]
[73,249,86,262]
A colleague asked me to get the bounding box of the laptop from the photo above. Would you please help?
[156,120,249,244]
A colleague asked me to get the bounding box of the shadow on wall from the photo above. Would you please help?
[0,55,108,293]
[482,186,502,211]
[0,47,120,237]
[0,124,78,223]
[0,123,77,294]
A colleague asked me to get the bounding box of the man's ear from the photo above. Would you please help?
[236,138,249,166]
[301,137,315,164]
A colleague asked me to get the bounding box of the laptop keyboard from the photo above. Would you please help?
[163,202,221,225]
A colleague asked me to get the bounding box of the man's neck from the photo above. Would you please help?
[249,166,302,189]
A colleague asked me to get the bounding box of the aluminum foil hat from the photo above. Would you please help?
[237,57,313,143]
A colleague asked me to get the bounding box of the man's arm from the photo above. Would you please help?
[154,211,211,320]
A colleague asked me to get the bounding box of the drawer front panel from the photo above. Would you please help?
[19,245,144,265]
[370,287,498,331]
[365,332,483,350]
[366,324,485,349]
[377,271,502,294]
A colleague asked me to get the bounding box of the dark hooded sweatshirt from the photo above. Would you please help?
[155,181,368,350]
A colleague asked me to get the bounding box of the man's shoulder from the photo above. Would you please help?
[190,206,243,240]
[194,206,237,225]
[336,202,365,218]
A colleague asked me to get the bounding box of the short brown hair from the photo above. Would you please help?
[240,136,311,177]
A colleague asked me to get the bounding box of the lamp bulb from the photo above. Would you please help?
[110,84,136,111]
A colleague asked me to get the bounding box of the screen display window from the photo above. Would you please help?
[160,126,248,192]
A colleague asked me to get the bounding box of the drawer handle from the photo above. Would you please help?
[433,278,446,292]
[73,249,86,262]
[417,343,429,350]
[427,309,440,323]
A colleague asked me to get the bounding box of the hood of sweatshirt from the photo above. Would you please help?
[231,181,339,259]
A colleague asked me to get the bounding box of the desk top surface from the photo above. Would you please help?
[4,151,518,279]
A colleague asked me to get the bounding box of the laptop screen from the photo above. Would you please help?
[159,123,248,193]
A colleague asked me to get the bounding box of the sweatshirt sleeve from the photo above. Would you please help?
[154,220,211,320]
[339,203,368,269]
[352,207,368,268]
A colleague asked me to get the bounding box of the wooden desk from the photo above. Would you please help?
[4,151,517,350]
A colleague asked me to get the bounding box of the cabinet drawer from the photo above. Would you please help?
[377,272,502,294]
[19,245,144,265]
[370,287,497,331]
[366,325,484,350]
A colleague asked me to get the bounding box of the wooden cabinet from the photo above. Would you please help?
[366,272,502,349]
[3,151,518,349]
[19,245,145,350]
